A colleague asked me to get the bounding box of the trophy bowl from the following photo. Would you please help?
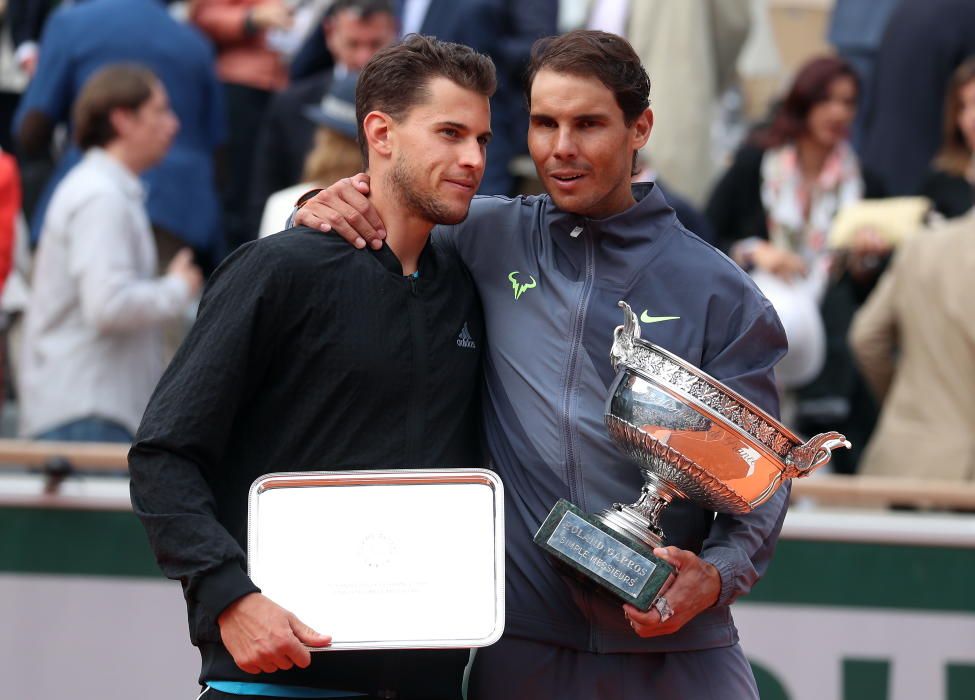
[599,301,850,548]
[534,301,850,611]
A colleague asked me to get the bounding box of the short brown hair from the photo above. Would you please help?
[933,57,975,177]
[73,64,158,150]
[355,34,497,165]
[524,30,651,126]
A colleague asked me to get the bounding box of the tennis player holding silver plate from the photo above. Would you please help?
[535,302,850,616]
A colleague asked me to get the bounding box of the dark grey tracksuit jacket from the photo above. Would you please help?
[436,183,789,654]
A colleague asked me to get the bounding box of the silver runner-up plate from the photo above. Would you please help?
[247,469,505,651]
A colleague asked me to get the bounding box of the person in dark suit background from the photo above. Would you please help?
[288,0,557,197]
[858,0,975,196]
[248,0,396,237]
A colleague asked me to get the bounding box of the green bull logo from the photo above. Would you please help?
[508,271,537,300]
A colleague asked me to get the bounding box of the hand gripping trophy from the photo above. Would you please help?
[535,302,850,615]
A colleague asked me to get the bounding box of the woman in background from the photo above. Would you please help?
[706,55,886,473]
[919,57,975,219]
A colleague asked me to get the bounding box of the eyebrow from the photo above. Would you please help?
[530,112,610,122]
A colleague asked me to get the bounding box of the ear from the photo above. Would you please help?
[362,111,394,160]
[631,107,653,150]
[108,107,134,139]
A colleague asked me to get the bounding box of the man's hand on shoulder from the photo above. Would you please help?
[217,592,331,674]
[292,174,387,250]
[622,546,721,638]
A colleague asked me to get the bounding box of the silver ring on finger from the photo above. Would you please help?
[653,595,675,623]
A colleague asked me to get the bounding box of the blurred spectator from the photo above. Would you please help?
[249,0,395,234]
[14,0,226,270]
[706,56,885,471]
[919,58,975,219]
[587,0,751,205]
[859,0,975,196]
[0,148,20,419]
[849,212,975,481]
[826,0,899,148]
[258,72,360,237]
[6,0,59,80]
[190,0,293,251]
[0,0,48,152]
[20,65,202,443]
[0,150,19,299]
[288,0,558,196]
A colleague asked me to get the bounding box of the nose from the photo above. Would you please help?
[553,127,577,160]
[458,137,485,173]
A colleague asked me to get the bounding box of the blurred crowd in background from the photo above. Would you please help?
[1,0,973,482]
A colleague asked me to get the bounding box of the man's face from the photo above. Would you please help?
[385,77,491,226]
[325,10,397,72]
[117,82,179,169]
[528,69,651,219]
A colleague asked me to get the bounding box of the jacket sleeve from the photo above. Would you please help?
[698,285,791,607]
[128,242,282,623]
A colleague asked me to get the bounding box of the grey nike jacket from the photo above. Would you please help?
[436,183,789,653]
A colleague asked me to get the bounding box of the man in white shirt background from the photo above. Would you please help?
[20,63,202,443]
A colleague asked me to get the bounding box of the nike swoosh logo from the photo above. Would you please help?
[641,311,680,324]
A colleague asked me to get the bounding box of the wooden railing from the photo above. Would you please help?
[791,474,975,511]
[0,439,973,511]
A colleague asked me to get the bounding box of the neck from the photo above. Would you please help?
[369,174,433,276]
[103,142,144,176]
[795,136,831,181]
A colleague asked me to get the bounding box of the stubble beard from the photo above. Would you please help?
[387,154,470,226]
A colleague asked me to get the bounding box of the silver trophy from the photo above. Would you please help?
[535,302,850,612]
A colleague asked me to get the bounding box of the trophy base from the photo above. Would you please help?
[534,499,674,612]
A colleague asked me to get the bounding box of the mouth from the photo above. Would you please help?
[444,178,476,192]
[549,170,588,183]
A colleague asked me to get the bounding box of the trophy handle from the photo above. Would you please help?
[784,432,852,478]
[611,301,641,372]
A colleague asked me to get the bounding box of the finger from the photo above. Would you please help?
[292,205,335,236]
[331,180,386,241]
[257,657,278,674]
[350,173,372,192]
[622,602,660,626]
[652,545,690,569]
[290,615,332,649]
[326,197,384,248]
[301,201,367,247]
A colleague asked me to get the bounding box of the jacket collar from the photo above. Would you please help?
[542,182,678,287]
